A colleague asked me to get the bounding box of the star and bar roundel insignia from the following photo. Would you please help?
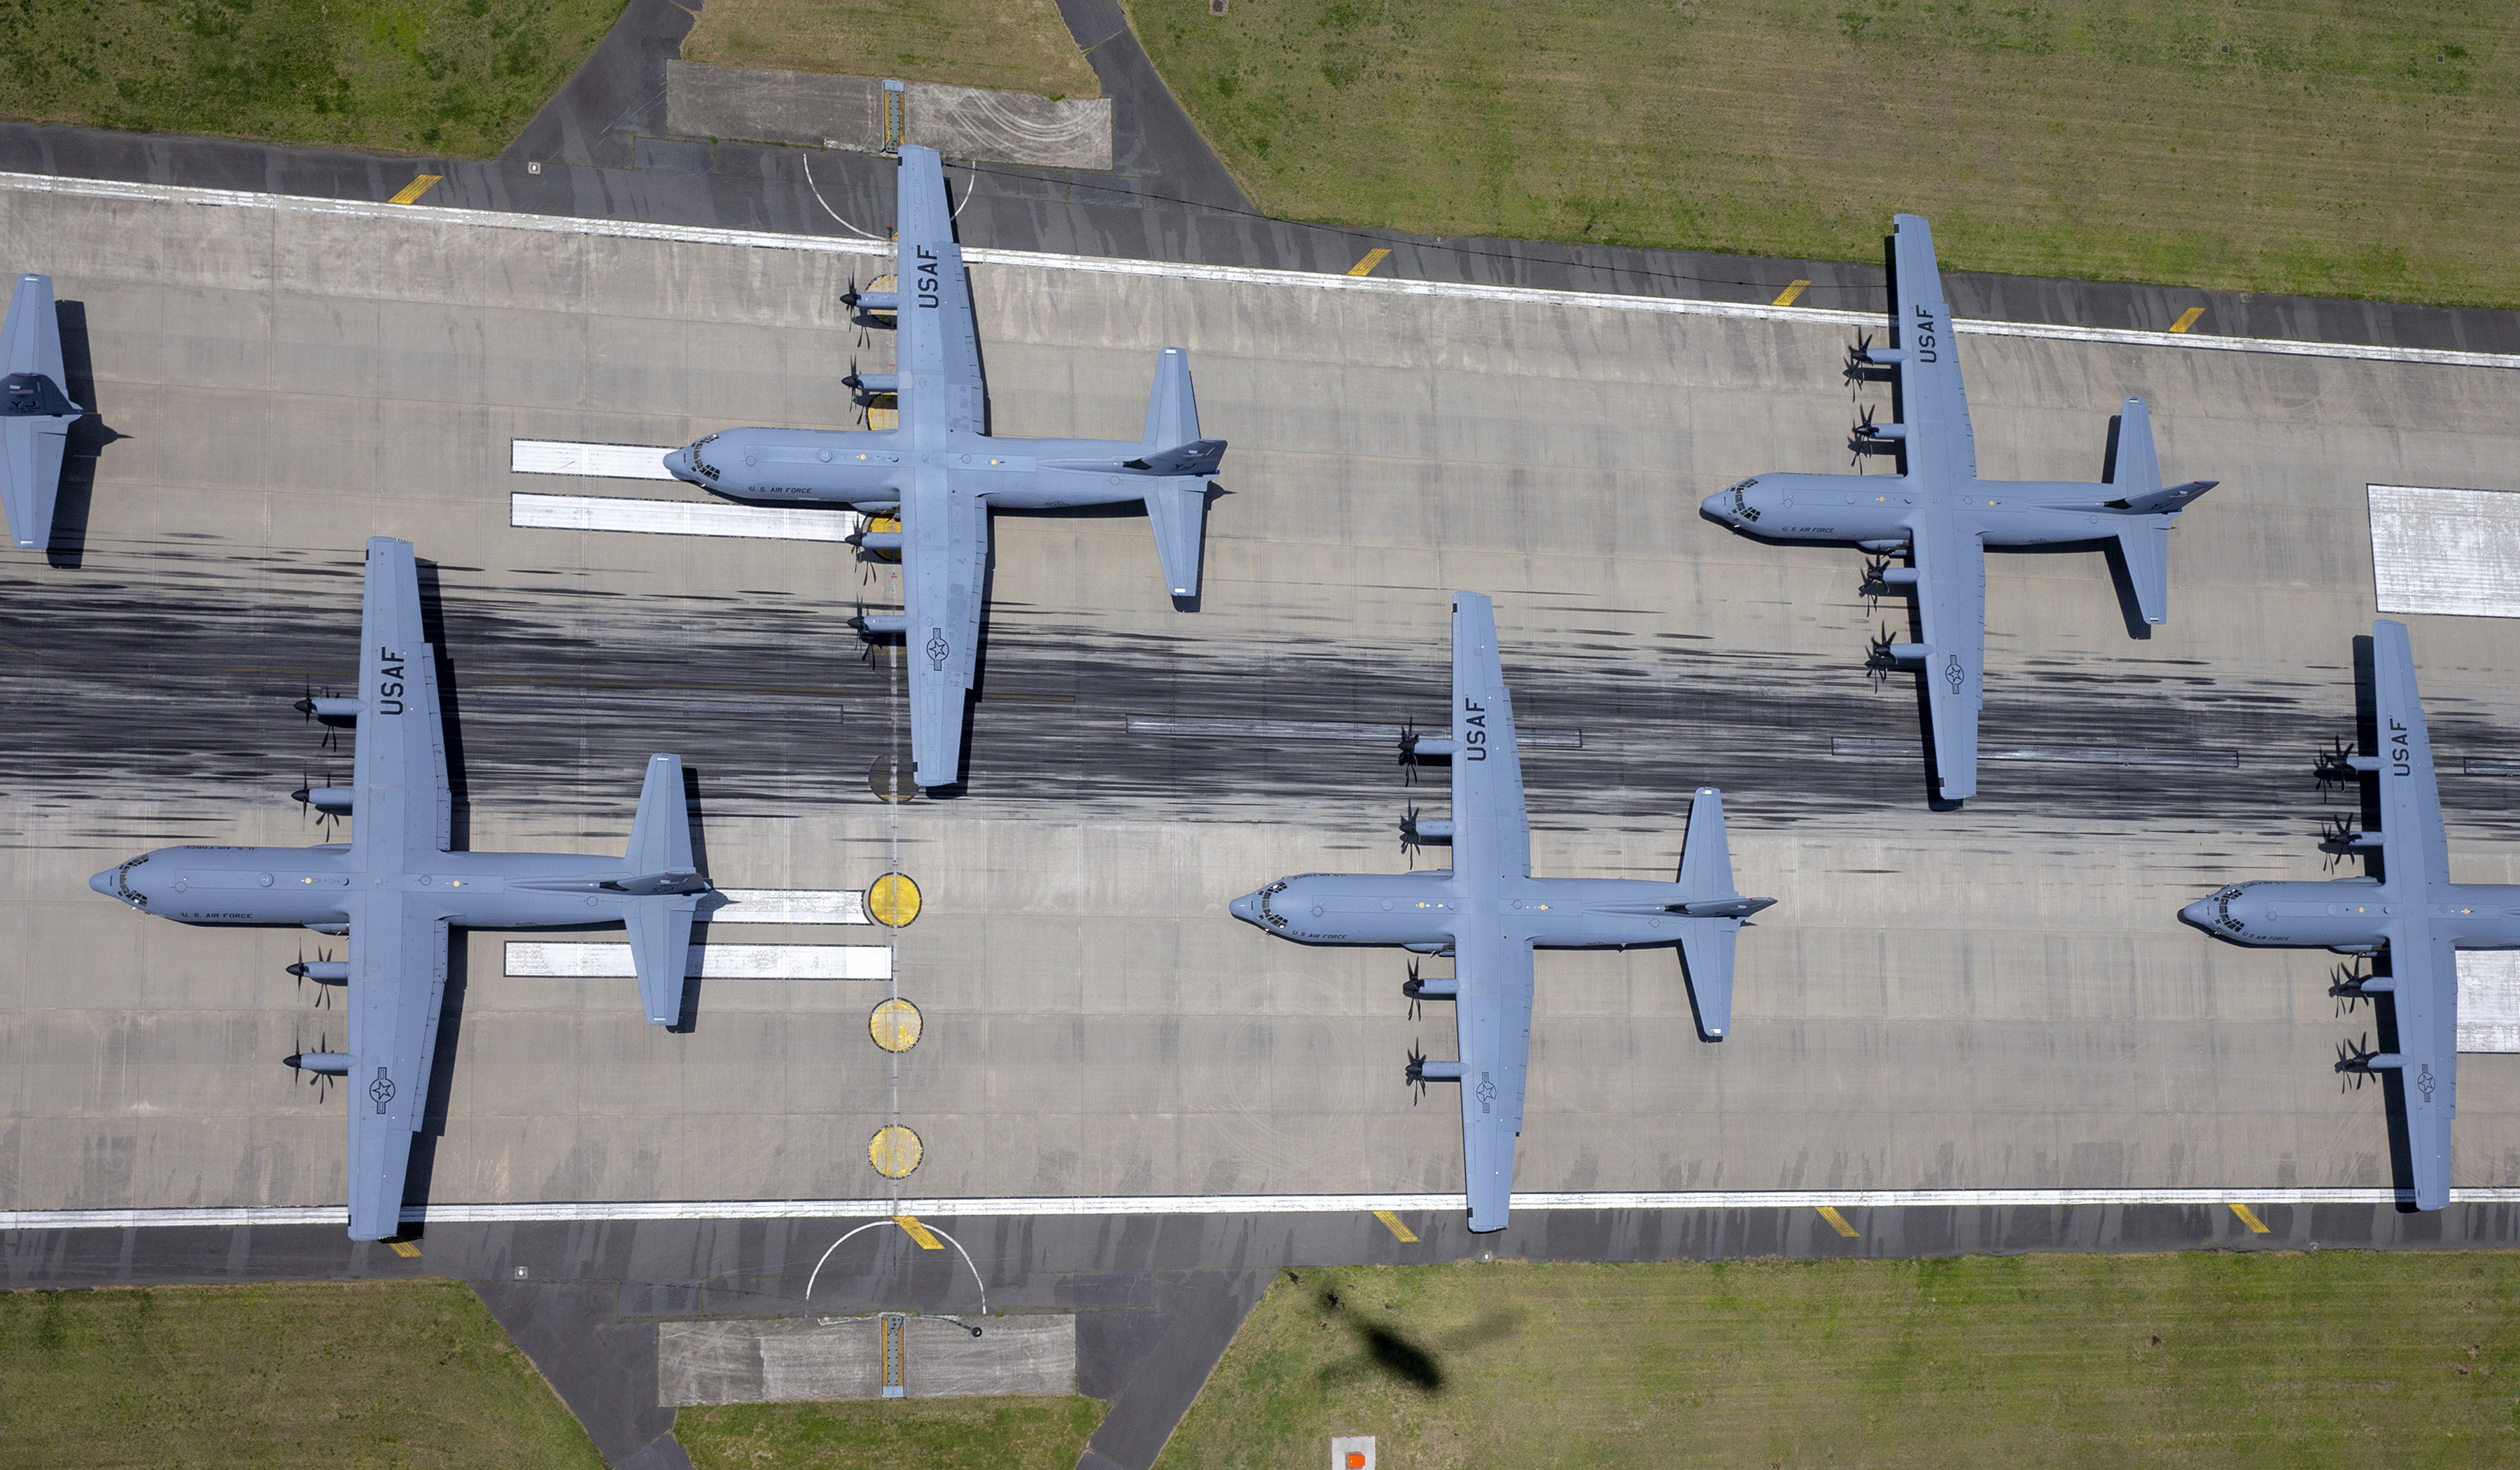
[926,628,950,669]
[370,1068,396,1114]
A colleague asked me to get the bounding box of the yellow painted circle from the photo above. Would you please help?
[870,997,922,1053]
[869,1124,923,1179]
[869,872,922,927]
[867,754,913,804]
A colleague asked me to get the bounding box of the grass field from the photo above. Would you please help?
[677,1394,1107,1469]
[684,0,1100,99]
[1158,1252,2520,1467]
[0,1280,603,1469]
[0,0,626,157]
[1129,0,2520,309]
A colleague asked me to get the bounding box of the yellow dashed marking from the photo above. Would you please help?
[1772,279,1812,307]
[1348,248,1391,276]
[387,1240,421,1258]
[893,1215,944,1249]
[1373,1210,1418,1242]
[2228,1202,2271,1233]
[1816,1205,1858,1238]
[388,175,442,205]
[2170,306,2206,334]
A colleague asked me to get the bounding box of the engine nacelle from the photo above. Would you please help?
[844,290,900,312]
[1404,737,1457,758]
[1404,818,1455,841]
[293,785,352,814]
[851,612,909,635]
[1870,642,1928,669]
[294,696,361,724]
[287,959,349,983]
[286,1051,351,1075]
[1414,1059,1464,1082]
[1856,539,1910,554]
[1874,566,1921,589]
[849,531,905,552]
[845,372,900,394]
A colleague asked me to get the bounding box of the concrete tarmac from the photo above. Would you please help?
[4,176,2520,1239]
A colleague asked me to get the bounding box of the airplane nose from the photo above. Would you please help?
[1699,491,1734,522]
[2178,899,2213,930]
[90,869,118,898]
[1228,893,1257,925]
[663,447,693,481]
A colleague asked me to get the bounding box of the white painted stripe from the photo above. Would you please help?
[2460,951,2520,1052]
[505,941,891,979]
[4,170,2512,372]
[711,888,871,925]
[512,491,862,542]
[2369,484,2520,619]
[4,1186,2514,1231]
[512,439,680,480]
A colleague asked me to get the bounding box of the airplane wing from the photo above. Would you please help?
[3,272,72,550]
[1911,514,1986,801]
[344,892,451,1240]
[1449,592,1531,881]
[1453,922,1535,1233]
[2371,620,2455,1210]
[1886,215,1976,483]
[903,471,987,788]
[2373,620,2449,883]
[895,146,986,435]
[2384,933,2456,1211]
[349,538,453,858]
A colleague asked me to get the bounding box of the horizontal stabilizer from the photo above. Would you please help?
[2118,524,2172,626]
[1676,787,1738,900]
[625,754,695,876]
[1676,923,1738,1042]
[628,895,701,1026]
[1143,479,1210,598]
[4,273,68,384]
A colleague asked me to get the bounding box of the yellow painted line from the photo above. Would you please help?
[2228,1202,2271,1233]
[1372,1209,1418,1242]
[894,1214,944,1249]
[1816,1205,1858,1237]
[1772,279,1812,307]
[386,1239,421,1258]
[1347,248,1391,277]
[387,174,443,206]
[2170,306,2206,334]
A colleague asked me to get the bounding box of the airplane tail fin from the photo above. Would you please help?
[1671,788,1773,1042]
[623,754,705,1026]
[2101,398,2214,626]
[1138,347,1222,598]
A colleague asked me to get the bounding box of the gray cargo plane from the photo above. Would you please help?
[663,144,1225,791]
[2180,620,2503,1211]
[1700,214,2216,802]
[90,538,712,1240]
[4,272,84,550]
[1228,593,1773,1232]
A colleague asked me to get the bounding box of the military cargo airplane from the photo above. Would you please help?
[1702,214,2216,803]
[90,538,712,1240]
[3,273,84,550]
[2180,620,2506,1211]
[663,144,1225,791]
[1228,592,1774,1232]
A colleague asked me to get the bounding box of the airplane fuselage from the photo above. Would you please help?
[667,425,1180,512]
[2180,876,2520,953]
[92,843,708,929]
[1702,472,2165,547]
[1231,869,1724,951]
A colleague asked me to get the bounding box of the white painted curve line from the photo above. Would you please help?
[710,888,872,925]
[505,941,891,980]
[11,1186,2520,1231]
[512,491,863,542]
[5,170,2512,372]
[512,439,681,481]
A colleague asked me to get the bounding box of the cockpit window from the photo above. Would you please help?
[1257,880,1289,929]
[692,432,721,482]
[1728,479,1760,522]
[113,855,150,909]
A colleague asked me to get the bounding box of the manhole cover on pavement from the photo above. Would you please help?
[869,1124,923,1178]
